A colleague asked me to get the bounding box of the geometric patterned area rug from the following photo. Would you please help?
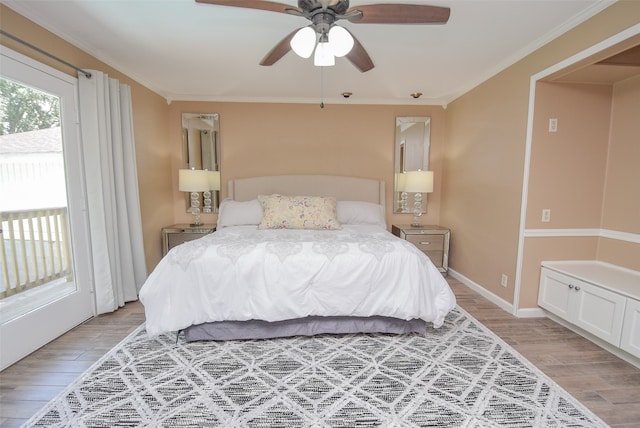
[24,307,608,427]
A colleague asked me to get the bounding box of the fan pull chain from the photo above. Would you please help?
[320,67,325,109]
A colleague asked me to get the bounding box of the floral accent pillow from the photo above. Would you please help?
[257,195,342,230]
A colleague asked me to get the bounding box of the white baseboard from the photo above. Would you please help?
[448,269,546,318]
[448,269,514,314]
[517,307,547,318]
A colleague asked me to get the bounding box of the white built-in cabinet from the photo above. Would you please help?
[538,261,640,364]
[621,298,640,358]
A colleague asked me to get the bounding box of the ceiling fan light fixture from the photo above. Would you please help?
[328,25,354,57]
[290,26,316,58]
[200,1,451,72]
[314,41,335,66]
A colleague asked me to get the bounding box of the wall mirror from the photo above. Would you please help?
[394,116,431,213]
[182,113,220,213]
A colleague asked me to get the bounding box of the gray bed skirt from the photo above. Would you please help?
[183,316,426,341]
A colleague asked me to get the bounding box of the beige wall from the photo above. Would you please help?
[597,74,640,267]
[442,51,534,303]
[443,1,640,308]
[598,238,640,270]
[526,82,611,229]
[167,102,448,230]
[132,92,174,268]
[601,74,640,235]
[1,5,173,270]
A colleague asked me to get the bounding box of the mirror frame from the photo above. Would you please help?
[394,116,431,214]
[181,113,221,213]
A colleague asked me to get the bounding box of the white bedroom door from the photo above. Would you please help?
[0,47,94,370]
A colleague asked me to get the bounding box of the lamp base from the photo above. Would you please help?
[411,210,423,228]
[189,194,202,227]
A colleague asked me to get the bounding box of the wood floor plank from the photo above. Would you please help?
[1,278,638,427]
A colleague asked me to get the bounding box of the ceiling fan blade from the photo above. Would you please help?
[259,29,298,66]
[195,0,301,15]
[344,30,374,72]
[346,4,450,24]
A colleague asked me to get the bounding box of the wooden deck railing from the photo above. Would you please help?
[0,207,73,299]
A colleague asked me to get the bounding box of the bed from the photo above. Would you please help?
[139,175,456,340]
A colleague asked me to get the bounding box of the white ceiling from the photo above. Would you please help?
[3,0,614,105]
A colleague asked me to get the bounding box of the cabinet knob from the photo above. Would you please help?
[568,284,574,289]
[575,286,580,291]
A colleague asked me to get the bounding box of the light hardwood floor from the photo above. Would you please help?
[1,278,639,427]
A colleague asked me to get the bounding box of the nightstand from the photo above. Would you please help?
[392,224,450,274]
[161,224,216,256]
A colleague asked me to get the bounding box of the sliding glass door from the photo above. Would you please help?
[0,47,94,370]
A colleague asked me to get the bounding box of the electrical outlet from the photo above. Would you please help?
[501,274,508,288]
[548,118,558,133]
[542,209,551,222]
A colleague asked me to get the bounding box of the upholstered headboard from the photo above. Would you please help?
[228,175,385,207]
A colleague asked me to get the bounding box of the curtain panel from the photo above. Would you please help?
[78,71,147,314]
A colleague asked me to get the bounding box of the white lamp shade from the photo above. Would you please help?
[396,172,407,192]
[290,26,316,58]
[207,170,221,191]
[178,169,210,192]
[328,26,354,57]
[403,170,434,193]
[314,42,335,66]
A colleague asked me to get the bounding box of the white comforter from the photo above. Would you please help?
[139,225,456,335]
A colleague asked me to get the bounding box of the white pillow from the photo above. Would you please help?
[337,201,386,228]
[217,198,263,228]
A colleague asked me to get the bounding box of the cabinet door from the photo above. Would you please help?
[620,298,640,358]
[424,251,444,267]
[405,234,444,252]
[573,281,626,347]
[168,233,204,250]
[538,268,573,319]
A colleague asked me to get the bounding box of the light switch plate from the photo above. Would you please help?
[542,209,551,222]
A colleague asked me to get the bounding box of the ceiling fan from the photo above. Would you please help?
[195,0,450,72]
